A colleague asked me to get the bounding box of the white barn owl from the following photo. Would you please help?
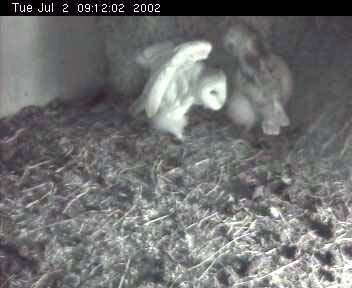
[130,40,227,141]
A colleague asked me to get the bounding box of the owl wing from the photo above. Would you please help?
[129,41,176,116]
[268,54,293,105]
[144,40,213,118]
[135,41,176,71]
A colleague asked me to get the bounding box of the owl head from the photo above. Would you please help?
[224,22,271,86]
[198,68,227,110]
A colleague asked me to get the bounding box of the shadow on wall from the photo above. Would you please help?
[284,17,352,160]
[0,16,106,118]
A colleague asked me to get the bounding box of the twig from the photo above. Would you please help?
[63,187,93,214]
[144,213,172,226]
[27,159,52,170]
[169,231,254,288]
[205,168,223,196]
[31,269,63,288]
[189,231,254,271]
[24,218,77,235]
[198,249,229,280]
[293,112,326,151]
[321,119,351,154]
[118,257,131,288]
[20,160,52,185]
[233,150,264,169]
[0,128,25,144]
[25,187,54,208]
[184,212,218,232]
[340,133,352,158]
[22,182,53,194]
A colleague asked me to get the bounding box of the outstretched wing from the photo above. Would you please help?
[135,41,176,71]
[130,41,177,116]
[144,40,213,118]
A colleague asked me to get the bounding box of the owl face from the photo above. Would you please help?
[224,23,272,90]
[224,23,255,56]
[198,70,227,110]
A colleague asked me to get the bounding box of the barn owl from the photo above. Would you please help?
[224,22,293,135]
[130,40,227,140]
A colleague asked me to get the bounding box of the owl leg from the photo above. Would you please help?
[174,129,185,141]
[151,111,187,141]
[170,113,188,141]
[170,98,195,140]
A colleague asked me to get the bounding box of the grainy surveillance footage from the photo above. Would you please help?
[0,16,352,288]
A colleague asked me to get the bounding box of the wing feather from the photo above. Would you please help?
[144,41,213,117]
[135,41,176,70]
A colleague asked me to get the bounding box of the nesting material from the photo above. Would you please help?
[0,97,351,288]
